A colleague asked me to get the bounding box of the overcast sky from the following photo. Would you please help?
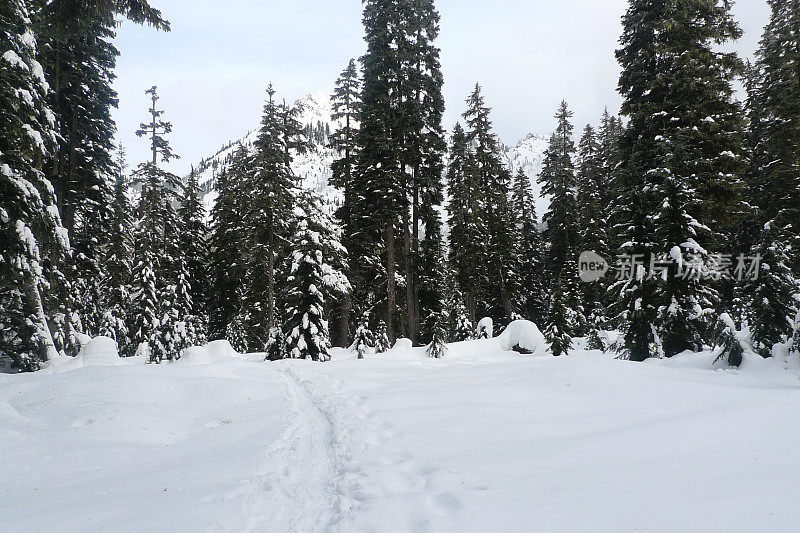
[112,0,771,175]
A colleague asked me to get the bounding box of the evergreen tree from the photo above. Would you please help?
[462,84,515,323]
[374,320,390,354]
[241,84,296,348]
[446,122,488,323]
[742,0,800,355]
[282,218,333,362]
[426,310,448,359]
[544,279,573,357]
[353,0,447,344]
[32,0,169,346]
[130,86,181,354]
[265,326,285,361]
[576,124,609,338]
[178,166,209,335]
[100,146,133,353]
[352,317,374,360]
[151,283,180,363]
[510,168,546,325]
[329,58,361,347]
[538,102,583,336]
[208,153,247,340]
[611,0,746,360]
[0,0,66,369]
[129,259,157,354]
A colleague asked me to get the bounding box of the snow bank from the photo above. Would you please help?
[78,336,121,366]
[179,340,240,365]
[496,320,549,355]
[392,338,413,352]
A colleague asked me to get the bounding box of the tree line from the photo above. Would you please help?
[2,0,799,371]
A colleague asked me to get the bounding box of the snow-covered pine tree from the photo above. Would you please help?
[178,167,209,335]
[264,326,285,361]
[352,0,447,345]
[352,317,374,360]
[294,191,352,348]
[129,258,157,355]
[544,279,573,357]
[611,0,745,360]
[742,0,800,357]
[510,168,546,325]
[462,85,516,323]
[446,122,488,324]
[374,320,390,353]
[426,310,448,359]
[397,0,447,345]
[130,86,181,355]
[208,152,247,340]
[0,0,66,370]
[282,218,332,362]
[151,283,177,363]
[32,0,169,347]
[100,146,133,353]
[329,58,361,347]
[538,102,583,336]
[576,124,609,341]
[241,84,296,348]
[744,223,798,357]
[597,109,624,231]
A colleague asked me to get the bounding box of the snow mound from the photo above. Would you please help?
[180,340,240,365]
[392,338,413,352]
[78,336,121,366]
[496,320,549,356]
[207,340,239,359]
[180,345,214,365]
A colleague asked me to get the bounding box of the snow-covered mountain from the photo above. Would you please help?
[504,133,550,217]
[188,91,550,220]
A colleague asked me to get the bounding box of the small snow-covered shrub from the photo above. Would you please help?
[476,317,493,339]
[497,320,549,356]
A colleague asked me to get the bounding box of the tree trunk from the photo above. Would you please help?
[411,173,420,341]
[267,224,275,330]
[339,292,351,348]
[24,273,59,362]
[386,222,396,344]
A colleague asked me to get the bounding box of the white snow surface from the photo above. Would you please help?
[2,339,799,532]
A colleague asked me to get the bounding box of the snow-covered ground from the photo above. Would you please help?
[2,335,799,532]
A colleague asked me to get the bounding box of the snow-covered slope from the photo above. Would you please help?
[189,92,342,218]
[188,92,550,221]
[2,337,799,531]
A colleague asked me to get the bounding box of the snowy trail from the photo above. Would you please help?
[236,364,366,532]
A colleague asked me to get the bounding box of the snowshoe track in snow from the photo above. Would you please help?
[235,365,370,532]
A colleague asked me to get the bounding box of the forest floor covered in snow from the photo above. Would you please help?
[2,336,799,532]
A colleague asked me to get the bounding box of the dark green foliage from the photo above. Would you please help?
[446,122,488,323]
[611,0,746,360]
[208,158,247,340]
[178,167,209,332]
[741,0,800,356]
[426,310,448,359]
[0,0,65,369]
[461,85,515,323]
[510,168,546,325]
[538,102,583,338]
